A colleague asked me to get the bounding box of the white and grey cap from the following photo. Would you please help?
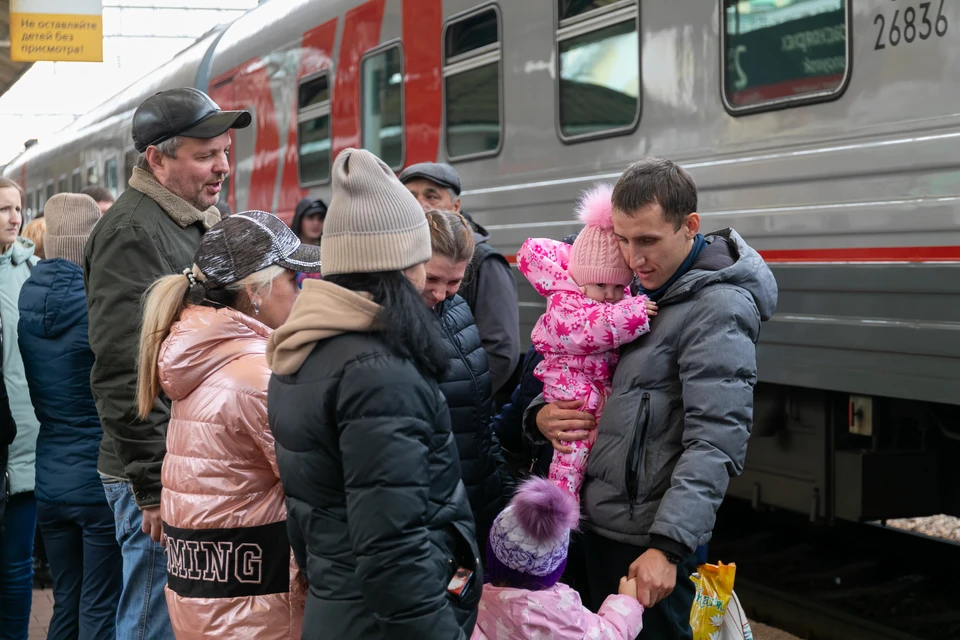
[195,210,322,288]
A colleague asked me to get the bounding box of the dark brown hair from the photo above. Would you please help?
[611,157,698,230]
[81,186,114,203]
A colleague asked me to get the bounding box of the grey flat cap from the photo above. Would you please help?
[397,162,462,196]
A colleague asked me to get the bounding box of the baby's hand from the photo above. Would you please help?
[618,576,639,599]
[644,299,658,317]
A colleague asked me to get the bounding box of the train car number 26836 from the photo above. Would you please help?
[874,0,948,50]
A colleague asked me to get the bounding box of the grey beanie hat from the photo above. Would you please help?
[320,148,432,276]
[44,193,101,266]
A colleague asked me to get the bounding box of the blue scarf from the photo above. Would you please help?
[637,234,707,302]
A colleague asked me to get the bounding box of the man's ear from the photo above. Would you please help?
[145,146,166,175]
[453,198,461,214]
[685,212,701,238]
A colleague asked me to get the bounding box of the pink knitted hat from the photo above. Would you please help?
[569,184,633,288]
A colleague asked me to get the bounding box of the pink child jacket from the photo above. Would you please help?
[159,305,305,640]
[472,584,643,640]
[518,237,651,417]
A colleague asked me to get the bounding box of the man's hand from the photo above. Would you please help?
[535,400,596,454]
[628,548,676,607]
[141,506,165,545]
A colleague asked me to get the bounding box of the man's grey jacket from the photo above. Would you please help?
[526,229,778,555]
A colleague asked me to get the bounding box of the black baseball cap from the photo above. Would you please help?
[195,211,322,288]
[398,162,462,196]
[133,87,252,153]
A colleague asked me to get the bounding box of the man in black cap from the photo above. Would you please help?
[399,162,520,397]
[83,87,250,639]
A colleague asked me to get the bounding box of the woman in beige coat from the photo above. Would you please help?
[136,211,320,639]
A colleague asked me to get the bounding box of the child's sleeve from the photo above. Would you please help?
[589,594,644,639]
[538,292,650,355]
[517,237,574,296]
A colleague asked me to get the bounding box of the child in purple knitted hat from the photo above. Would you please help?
[472,478,643,639]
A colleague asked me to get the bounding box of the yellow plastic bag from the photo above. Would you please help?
[689,562,736,640]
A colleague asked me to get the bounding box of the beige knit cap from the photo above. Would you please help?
[44,193,101,267]
[320,148,432,276]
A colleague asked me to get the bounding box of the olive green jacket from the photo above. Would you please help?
[84,167,219,508]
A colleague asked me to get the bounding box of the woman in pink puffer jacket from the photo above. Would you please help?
[136,211,321,639]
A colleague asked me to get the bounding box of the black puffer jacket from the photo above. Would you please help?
[435,295,514,550]
[269,330,480,640]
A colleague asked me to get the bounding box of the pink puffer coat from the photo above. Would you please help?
[158,305,305,639]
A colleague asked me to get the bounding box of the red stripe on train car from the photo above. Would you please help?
[503,246,960,265]
[332,0,386,161]
[402,0,443,166]
[277,18,339,224]
[760,246,960,263]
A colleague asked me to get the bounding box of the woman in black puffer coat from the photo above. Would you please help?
[422,210,514,553]
[267,150,479,640]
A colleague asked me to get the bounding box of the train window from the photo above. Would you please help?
[297,73,331,185]
[58,175,69,194]
[87,164,98,186]
[444,7,502,160]
[124,149,137,188]
[104,157,118,197]
[36,185,45,212]
[45,181,54,203]
[25,190,34,217]
[556,1,640,141]
[721,0,849,114]
[71,170,82,193]
[361,44,404,169]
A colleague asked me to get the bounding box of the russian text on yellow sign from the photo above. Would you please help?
[10,13,103,62]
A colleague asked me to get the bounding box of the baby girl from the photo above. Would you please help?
[518,184,655,501]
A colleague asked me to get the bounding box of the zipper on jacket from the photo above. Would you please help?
[624,393,650,520]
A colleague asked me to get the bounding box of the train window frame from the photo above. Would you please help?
[441,2,504,163]
[104,156,119,197]
[58,174,69,194]
[296,70,332,187]
[359,40,405,171]
[719,0,853,116]
[45,180,54,204]
[554,0,642,144]
[86,162,99,187]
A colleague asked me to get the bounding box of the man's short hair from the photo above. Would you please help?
[612,157,698,230]
[135,136,184,172]
[81,186,113,203]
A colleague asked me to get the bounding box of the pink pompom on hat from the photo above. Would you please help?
[486,477,580,591]
[569,184,633,288]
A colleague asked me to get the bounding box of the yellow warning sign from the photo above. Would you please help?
[10,1,103,63]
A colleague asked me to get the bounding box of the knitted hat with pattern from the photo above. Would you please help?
[320,148,432,276]
[43,193,101,267]
[486,477,579,591]
[569,184,633,288]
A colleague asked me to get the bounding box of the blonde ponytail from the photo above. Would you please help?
[136,267,194,419]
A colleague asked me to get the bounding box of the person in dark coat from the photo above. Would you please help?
[267,149,480,640]
[399,163,520,396]
[422,209,514,553]
[290,196,326,288]
[19,194,121,639]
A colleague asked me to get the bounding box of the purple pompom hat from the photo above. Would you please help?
[486,477,580,590]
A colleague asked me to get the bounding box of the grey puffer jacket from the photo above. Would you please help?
[526,229,777,554]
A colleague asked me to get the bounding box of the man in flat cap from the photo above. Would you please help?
[84,87,251,639]
[400,163,520,398]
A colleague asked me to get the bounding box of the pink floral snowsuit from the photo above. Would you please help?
[518,238,651,501]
